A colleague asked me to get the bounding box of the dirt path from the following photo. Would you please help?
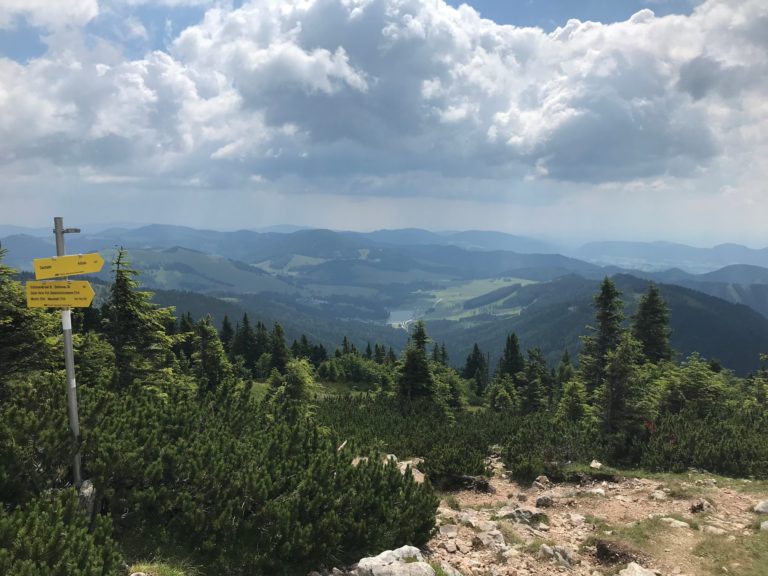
[426,464,768,576]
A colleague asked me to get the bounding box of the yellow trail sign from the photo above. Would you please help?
[34,253,104,280]
[26,281,96,308]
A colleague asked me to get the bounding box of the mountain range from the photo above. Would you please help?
[4,224,768,374]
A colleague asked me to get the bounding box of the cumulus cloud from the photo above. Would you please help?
[0,0,766,199]
[0,0,98,29]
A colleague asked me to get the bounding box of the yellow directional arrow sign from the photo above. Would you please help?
[34,253,104,280]
[26,281,96,308]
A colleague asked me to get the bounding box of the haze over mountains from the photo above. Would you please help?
[4,223,768,374]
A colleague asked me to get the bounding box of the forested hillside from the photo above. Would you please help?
[3,247,768,574]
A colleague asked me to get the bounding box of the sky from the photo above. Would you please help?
[0,0,766,245]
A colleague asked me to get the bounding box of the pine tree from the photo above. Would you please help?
[463,343,488,395]
[487,375,522,413]
[219,314,235,354]
[519,348,549,414]
[579,277,625,396]
[498,333,525,378]
[364,342,373,360]
[101,248,174,387]
[0,249,58,388]
[398,323,435,401]
[556,379,589,423]
[411,321,429,353]
[270,322,291,374]
[191,315,232,391]
[231,313,258,371]
[632,284,672,363]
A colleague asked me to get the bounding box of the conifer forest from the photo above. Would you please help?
[2,246,768,575]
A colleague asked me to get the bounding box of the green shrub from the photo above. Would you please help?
[0,490,122,576]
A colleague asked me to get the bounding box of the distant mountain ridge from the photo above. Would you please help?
[575,240,768,273]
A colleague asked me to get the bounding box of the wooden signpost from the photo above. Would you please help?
[25,218,104,487]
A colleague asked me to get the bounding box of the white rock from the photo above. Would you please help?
[754,501,768,514]
[660,517,690,529]
[355,546,434,576]
[619,562,657,576]
[588,488,606,497]
[590,460,603,470]
[702,526,727,536]
[439,524,459,538]
[760,521,768,532]
[438,563,463,576]
[568,513,585,526]
[650,490,667,501]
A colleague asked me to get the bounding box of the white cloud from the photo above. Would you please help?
[0,0,766,238]
[0,0,98,29]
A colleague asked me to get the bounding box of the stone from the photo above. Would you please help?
[691,498,715,514]
[497,506,546,525]
[472,530,505,550]
[702,526,727,535]
[442,540,457,554]
[536,495,554,508]
[619,562,657,576]
[78,479,96,520]
[568,513,586,526]
[650,490,667,501]
[438,563,463,576]
[538,544,554,559]
[476,520,497,532]
[754,501,768,514]
[355,546,435,576]
[660,517,690,529]
[760,521,768,532]
[398,462,426,484]
[458,512,477,526]
[590,460,603,470]
[456,540,472,554]
[439,524,459,538]
[553,546,575,567]
[588,488,606,497]
[384,454,398,464]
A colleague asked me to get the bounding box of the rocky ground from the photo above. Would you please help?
[420,458,768,576]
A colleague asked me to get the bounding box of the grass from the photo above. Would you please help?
[429,561,452,576]
[443,494,461,511]
[420,278,535,321]
[497,520,524,546]
[693,531,768,576]
[129,562,198,576]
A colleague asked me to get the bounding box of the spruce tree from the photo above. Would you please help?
[101,248,174,387]
[498,333,525,378]
[579,277,625,396]
[520,348,549,414]
[632,284,672,363]
[0,249,58,388]
[463,343,488,395]
[219,314,235,354]
[398,323,435,401]
[270,322,291,374]
[231,313,258,370]
[191,315,232,391]
[411,321,429,353]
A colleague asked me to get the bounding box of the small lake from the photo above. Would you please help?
[387,309,415,324]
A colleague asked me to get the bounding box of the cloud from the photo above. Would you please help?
[0,0,766,202]
[0,0,98,30]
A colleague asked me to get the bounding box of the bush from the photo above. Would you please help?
[0,490,122,576]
